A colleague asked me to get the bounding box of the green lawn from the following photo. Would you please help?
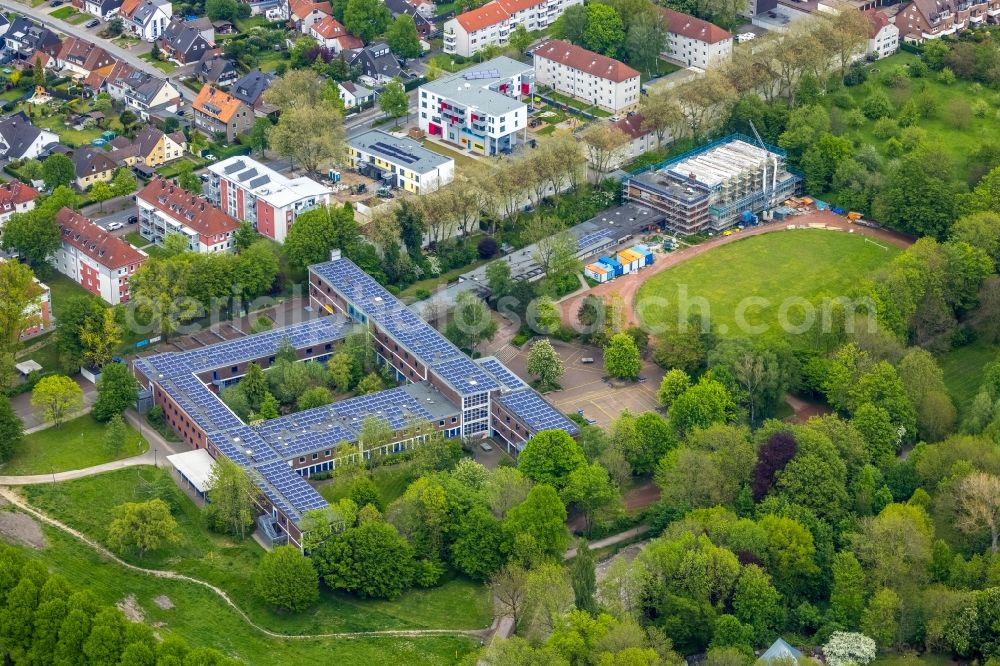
[398,256,490,301]
[635,229,899,341]
[24,467,492,637]
[139,52,176,73]
[64,11,89,24]
[939,339,998,417]
[45,272,95,321]
[1,414,148,475]
[428,54,471,74]
[315,464,418,507]
[641,59,682,84]
[124,231,148,247]
[872,653,957,666]
[49,5,77,18]
[419,139,479,170]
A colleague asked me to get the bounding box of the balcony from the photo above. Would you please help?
[443,31,456,42]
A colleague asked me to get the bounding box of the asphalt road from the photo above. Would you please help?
[0,0,197,102]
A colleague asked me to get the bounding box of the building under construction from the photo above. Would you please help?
[624,135,801,234]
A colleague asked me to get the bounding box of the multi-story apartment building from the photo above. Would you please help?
[133,253,578,549]
[52,208,147,305]
[191,85,253,142]
[659,7,733,69]
[866,9,899,59]
[137,177,240,253]
[418,56,533,156]
[896,0,993,40]
[206,156,333,244]
[348,129,455,194]
[443,0,583,57]
[532,39,640,113]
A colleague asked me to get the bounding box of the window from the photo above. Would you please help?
[298,456,305,463]
[312,453,319,460]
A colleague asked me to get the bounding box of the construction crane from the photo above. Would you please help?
[747,118,779,215]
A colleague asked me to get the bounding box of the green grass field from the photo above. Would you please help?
[49,5,76,18]
[939,339,998,417]
[635,230,899,339]
[24,468,491,637]
[316,464,417,507]
[2,414,148,475]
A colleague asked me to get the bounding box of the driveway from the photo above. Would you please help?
[0,0,196,102]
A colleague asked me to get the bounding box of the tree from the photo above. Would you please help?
[284,204,358,269]
[0,260,42,385]
[0,193,69,269]
[486,260,514,300]
[206,0,240,20]
[669,377,736,435]
[378,79,409,120]
[446,290,497,352]
[326,352,353,394]
[110,168,136,197]
[343,0,391,42]
[267,102,345,174]
[485,467,532,519]
[657,369,691,408]
[581,123,629,181]
[641,91,685,147]
[731,564,783,645]
[507,24,533,54]
[103,413,128,457]
[89,181,114,211]
[823,632,877,666]
[297,386,331,411]
[91,362,137,422]
[315,520,415,599]
[518,429,586,490]
[254,545,319,612]
[386,14,422,58]
[604,333,640,380]
[204,458,261,539]
[554,4,588,43]
[954,471,1000,553]
[570,540,597,614]
[248,117,271,156]
[174,162,201,194]
[32,55,45,87]
[107,499,180,557]
[860,587,899,649]
[530,296,562,335]
[240,362,268,411]
[561,463,618,530]
[829,550,866,627]
[42,154,75,190]
[675,70,737,139]
[257,392,279,420]
[526,338,564,391]
[490,564,530,632]
[79,305,122,370]
[0,396,23,463]
[31,375,83,426]
[583,2,625,56]
[504,484,570,561]
[451,505,507,580]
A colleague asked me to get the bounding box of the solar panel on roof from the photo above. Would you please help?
[248,175,270,188]
[222,160,245,174]
[498,389,579,436]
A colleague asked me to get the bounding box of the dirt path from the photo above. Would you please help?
[0,487,489,641]
[559,211,914,328]
[568,481,661,532]
[784,393,833,424]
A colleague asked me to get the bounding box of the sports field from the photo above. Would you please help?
[635,229,900,339]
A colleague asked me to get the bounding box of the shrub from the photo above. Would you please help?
[908,60,927,78]
[872,117,899,140]
[477,236,498,259]
[948,99,972,130]
[973,99,991,117]
[413,287,431,300]
[844,108,866,128]
[900,126,927,150]
[823,632,877,666]
[884,137,904,158]
[832,92,856,110]
[938,67,957,85]
[862,91,893,120]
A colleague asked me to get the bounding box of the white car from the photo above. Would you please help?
[106,221,123,231]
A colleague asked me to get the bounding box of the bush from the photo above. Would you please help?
[973,99,991,117]
[511,328,532,347]
[413,287,431,300]
[908,60,927,78]
[477,236,498,259]
[844,108,866,128]
[148,405,165,426]
[872,118,899,139]
[862,91,894,120]
[938,67,957,85]
[832,92,856,110]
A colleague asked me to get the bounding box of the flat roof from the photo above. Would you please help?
[348,129,453,174]
[420,56,529,116]
[167,448,216,493]
[208,156,333,208]
[665,139,779,188]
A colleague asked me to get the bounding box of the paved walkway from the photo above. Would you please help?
[564,525,650,560]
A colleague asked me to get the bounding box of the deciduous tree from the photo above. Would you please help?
[204,458,261,539]
[107,499,180,557]
[526,338,564,390]
[254,545,319,612]
[31,375,83,426]
[518,429,586,489]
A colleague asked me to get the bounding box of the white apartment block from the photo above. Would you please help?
[348,130,455,194]
[532,39,640,113]
[866,10,899,59]
[659,7,733,70]
[53,208,147,305]
[206,156,333,245]
[443,0,583,58]
[418,56,533,156]
[137,177,240,254]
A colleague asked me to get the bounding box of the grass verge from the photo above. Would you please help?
[2,414,147,475]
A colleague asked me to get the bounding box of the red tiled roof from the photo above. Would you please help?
[865,9,891,38]
[0,181,39,213]
[659,7,732,44]
[193,85,245,123]
[138,177,240,237]
[56,208,146,270]
[289,0,332,18]
[613,113,649,140]
[496,0,542,14]
[334,33,364,49]
[455,1,511,33]
[534,39,639,83]
[120,0,142,18]
[311,15,348,38]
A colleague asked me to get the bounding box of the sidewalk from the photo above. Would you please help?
[564,524,650,560]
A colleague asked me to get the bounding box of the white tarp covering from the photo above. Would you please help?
[166,448,217,494]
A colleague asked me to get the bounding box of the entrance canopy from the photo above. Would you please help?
[166,448,217,494]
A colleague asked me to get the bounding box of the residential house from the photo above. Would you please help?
[0,112,59,160]
[4,17,61,62]
[137,177,240,253]
[659,7,733,69]
[230,69,275,110]
[897,0,995,39]
[185,16,215,43]
[119,0,172,41]
[309,16,363,53]
[54,36,117,80]
[196,50,239,86]
[348,129,454,193]
[192,85,253,142]
[532,39,640,113]
[158,17,213,64]
[384,0,436,36]
[207,156,333,243]
[248,0,286,18]
[0,15,10,41]
[53,208,147,304]
[109,125,187,169]
[347,43,402,86]
[78,0,124,19]
[608,113,658,170]
[104,61,182,117]
[337,80,375,108]
[865,10,899,58]
[71,146,117,190]
[442,0,583,58]
[0,181,39,230]
[289,0,333,33]
[418,56,533,156]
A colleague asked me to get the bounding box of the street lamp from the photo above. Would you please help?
[154,448,158,467]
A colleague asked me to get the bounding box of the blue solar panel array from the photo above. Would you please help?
[310,259,499,395]
[577,229,614,252]
[498,389,580,436]
[476,357,528,392]
[254,461,329,514]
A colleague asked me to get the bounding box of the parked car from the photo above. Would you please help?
[50,0,63,6]
[127,215,138,225]
[85,18,100,27]
[106,221,123,231]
